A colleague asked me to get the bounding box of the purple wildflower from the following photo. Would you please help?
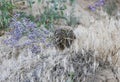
[31,45,41,54]
[4,13,53,54]
[88,0,105,11]
[13,28,22,40]
[13,13,20,19]
[24,41,33,46]
[4,37,18,46]
[88,6,96,11]
[28,33,36,40]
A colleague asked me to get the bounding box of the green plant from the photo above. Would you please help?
[27,0,35,8]
[69,72,74,82]
[67,0,79,27]
[67,14,79,27]
[103,0,118,16]
[37,0,67,30]
[66,72,75,82]
[0,0,15,30]
[67,7,79,27]
[24,0,78,29]
[69,0,75,5]
[17,12,35,21]
[40,7,67,29]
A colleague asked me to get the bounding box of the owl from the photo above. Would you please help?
[54,27,76,50]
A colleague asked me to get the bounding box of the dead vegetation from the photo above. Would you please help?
[0,0,120,82]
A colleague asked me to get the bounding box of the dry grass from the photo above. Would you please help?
[0,0,120,82]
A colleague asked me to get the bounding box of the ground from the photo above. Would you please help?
[0,0,120,82]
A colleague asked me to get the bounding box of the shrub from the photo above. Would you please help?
[36,0,68,30]
[103,0,118,16]
[4,13,52,54]
[88,0,105,11]
[0,0,15,30]
[88,0,118,16]
[67,0,79,27]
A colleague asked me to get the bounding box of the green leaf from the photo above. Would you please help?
[38,0,41,3]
